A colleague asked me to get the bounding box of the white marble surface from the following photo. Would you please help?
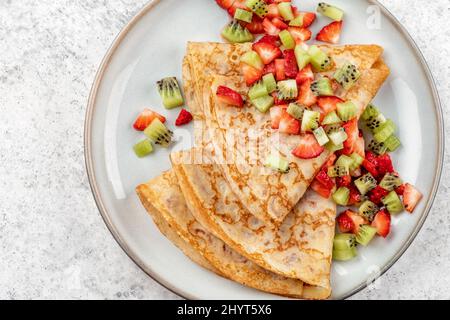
[0,0,448,300]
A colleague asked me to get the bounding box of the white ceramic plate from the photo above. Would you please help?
[85,0,443,299]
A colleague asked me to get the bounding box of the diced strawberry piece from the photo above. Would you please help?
[362,159,379,178]
[292,134,325,159]
[133,108,166,131]
[216,0,235,10]
[283,49,298,78]
[322,154,337,169]
[336,175,352,188]
[227,0,247,16]
[299,12,316,28]
[376,154,394,176]
[297,79,317,107]
[311,180,332,198]
[347,186,362,206]
[342,119,359,155]
[371,210,391,238]
[368,185,389,205]
[175,109,193,126]
[241,63,263,86]
[263,18,281,36]
[288,27,312,43]
[263,61,276,75]
[345,210,368,234]
[270,105,287,129]
[336,211,356,233]
[275,59,286,81]
[315,169,335,189]
[353,135,366,158]
[316,21,342,44]
[246,16,265,34]
[296,64,314,85]
[395,184,406,196]
[279,113,300,135]
[403,183,423,213]
[216,85,244,107]
[365,151,378,164]
[272,17,289,30]
[317,96,344,115]
[252,42,282,65]
[256,34,280,47]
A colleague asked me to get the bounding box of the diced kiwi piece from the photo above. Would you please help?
[313,127,330,146]
[354,173,377,195]
[133,139,154,158]
[249,81,269,100]
[245,0,269,18]
[311,78,334,96]
[234,8,253,23]
[252,95,274,113]
[322,111,342,125]
[333,62,361,90]
[277,2,295,21]
[333,187,350,206]
[337,101,357,121]
[289,15,303,27]
[308,45,333,72]
[287,103,305,120]
[328,165,348,178]
[361,104,380,121]
[222,20,254,43]
[241,50,264,70]
[277,79,298,100]
[379,173,403,191]
[279,30,295,50]
[325,141,344,152]
[334,233,357,251]
[262,73,277,93]
[336,155,354,173]
[294,45,311,70]
[350,152,364,172]
[356,225,377,246]
[385,135,401,152]
[301,110,320,132]
[368,139,387,155]
[333,247,358,261]
[157,77,184,109]
[317,2,344,21]
[144,119,173,148]
[359,200,379,222]
[382,191,404,214]
[265,154,290,173]
[327,126,348,145]
[373,119,396,143]
[366,114,387,132]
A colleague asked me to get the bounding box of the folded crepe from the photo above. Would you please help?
[185,42,389,225]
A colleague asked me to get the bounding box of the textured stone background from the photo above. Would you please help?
[0,0,448,300]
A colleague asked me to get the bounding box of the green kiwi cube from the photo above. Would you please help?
[144,118,173,148]
[379,173,403,191]
[327,127,348,145]
[333,247,358,261]
[245,0,269,18]
[350,152,365,171]
[222,20,254,43]
[359,200,379,222]
[289,15,303,27]
[301,110,320,132]
[277,2,295,21]
[311,78,334,96]
[368,139,388,155]
[333,233,357,251]
[361,104,380,121]
[382,191,404,214]
[385,135,401,152]
[354,173,377,195]
[328,165,348,178]
[294,45,311,70]
[356,225,378,246]
[262,73,277,93]
[252,95,274,113]
[241,51,264,70]
[325,141,344,152]
[277,79,298,100]
[308,45,333,72]
[373,119,396,143]
[133,139,154,158]
[234,8,253,23]
[317,2,344,21]
[336,155,354,172]
[366,113,387,132]
[313,127,330,146]
[265,154,290,173]
[334,62,361,90]
[337,101,358,121]
[322,111,342,125]
[287,103,305,120]
[249,81,269,100]
[157,77,184,109]
[279,30,295,50]
[332,187,350,206]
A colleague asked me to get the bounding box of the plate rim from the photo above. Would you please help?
[84,0,444,300]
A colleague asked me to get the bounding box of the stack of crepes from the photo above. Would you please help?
[137,42,390,299]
